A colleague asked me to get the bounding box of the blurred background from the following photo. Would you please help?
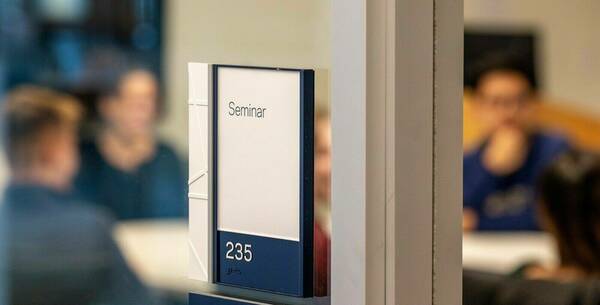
[463,1,600,304]
[2,0,600,305]
[0,0,330,160]
[0,0,163,121]
[0,1,330,305]
[464,0,600,152]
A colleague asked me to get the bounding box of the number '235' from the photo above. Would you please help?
[225,242,253,262]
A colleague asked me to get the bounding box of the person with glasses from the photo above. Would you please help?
[463,57,569,231]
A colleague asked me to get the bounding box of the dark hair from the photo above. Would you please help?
[1,86,83,170]
[470,52,535,91]
[538,150,600,275]
[97,66,164,118]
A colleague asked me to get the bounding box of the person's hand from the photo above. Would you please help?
[523,264,550,279]
[482,125,529,176]
[525,265,585,282]
[463,208,478,232]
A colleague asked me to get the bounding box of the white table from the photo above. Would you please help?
[463,232,558,274]
[114,220,193,293]
[115,221,561,293]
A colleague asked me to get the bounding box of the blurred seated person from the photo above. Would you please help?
[314,109,331,297]
[0,86,161,305]
[526,151,600,281]
[75,68,186,220]
[463,58,569,231]
[463,269,599,305]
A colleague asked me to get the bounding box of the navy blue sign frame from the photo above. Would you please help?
[190,293,261,305]
[212,65,314,297]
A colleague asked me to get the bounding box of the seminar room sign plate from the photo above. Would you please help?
[212,65,314,297]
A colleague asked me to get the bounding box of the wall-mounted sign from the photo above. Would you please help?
[188,63,315,298]
[213,65,314,297]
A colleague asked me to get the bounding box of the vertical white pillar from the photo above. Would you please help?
[331,0,367,303]
[433,1,463,304]
[392,0,435,303]
[331,0,462,304]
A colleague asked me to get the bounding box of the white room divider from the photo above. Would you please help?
[331,0,462,304]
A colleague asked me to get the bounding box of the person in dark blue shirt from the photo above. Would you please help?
[463,60,569,231]
[75,69,186,220]
[0,86,162,305]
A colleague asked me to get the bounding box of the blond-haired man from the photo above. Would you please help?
[0,86,161,305]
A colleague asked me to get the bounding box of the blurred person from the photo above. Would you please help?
[0,151,7,192]
[463,268,600,305]
[314,108,331,297]
[75,68,186,220]
[0,86,162,305]
[315,109,331,236]
[527,150,600,281]
[463,58,569,231]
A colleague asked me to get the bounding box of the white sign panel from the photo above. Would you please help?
[189,63,314,297]
[217,67,301,241]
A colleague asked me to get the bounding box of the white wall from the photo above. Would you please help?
[465,0,600,113]
[160,0,331,155]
